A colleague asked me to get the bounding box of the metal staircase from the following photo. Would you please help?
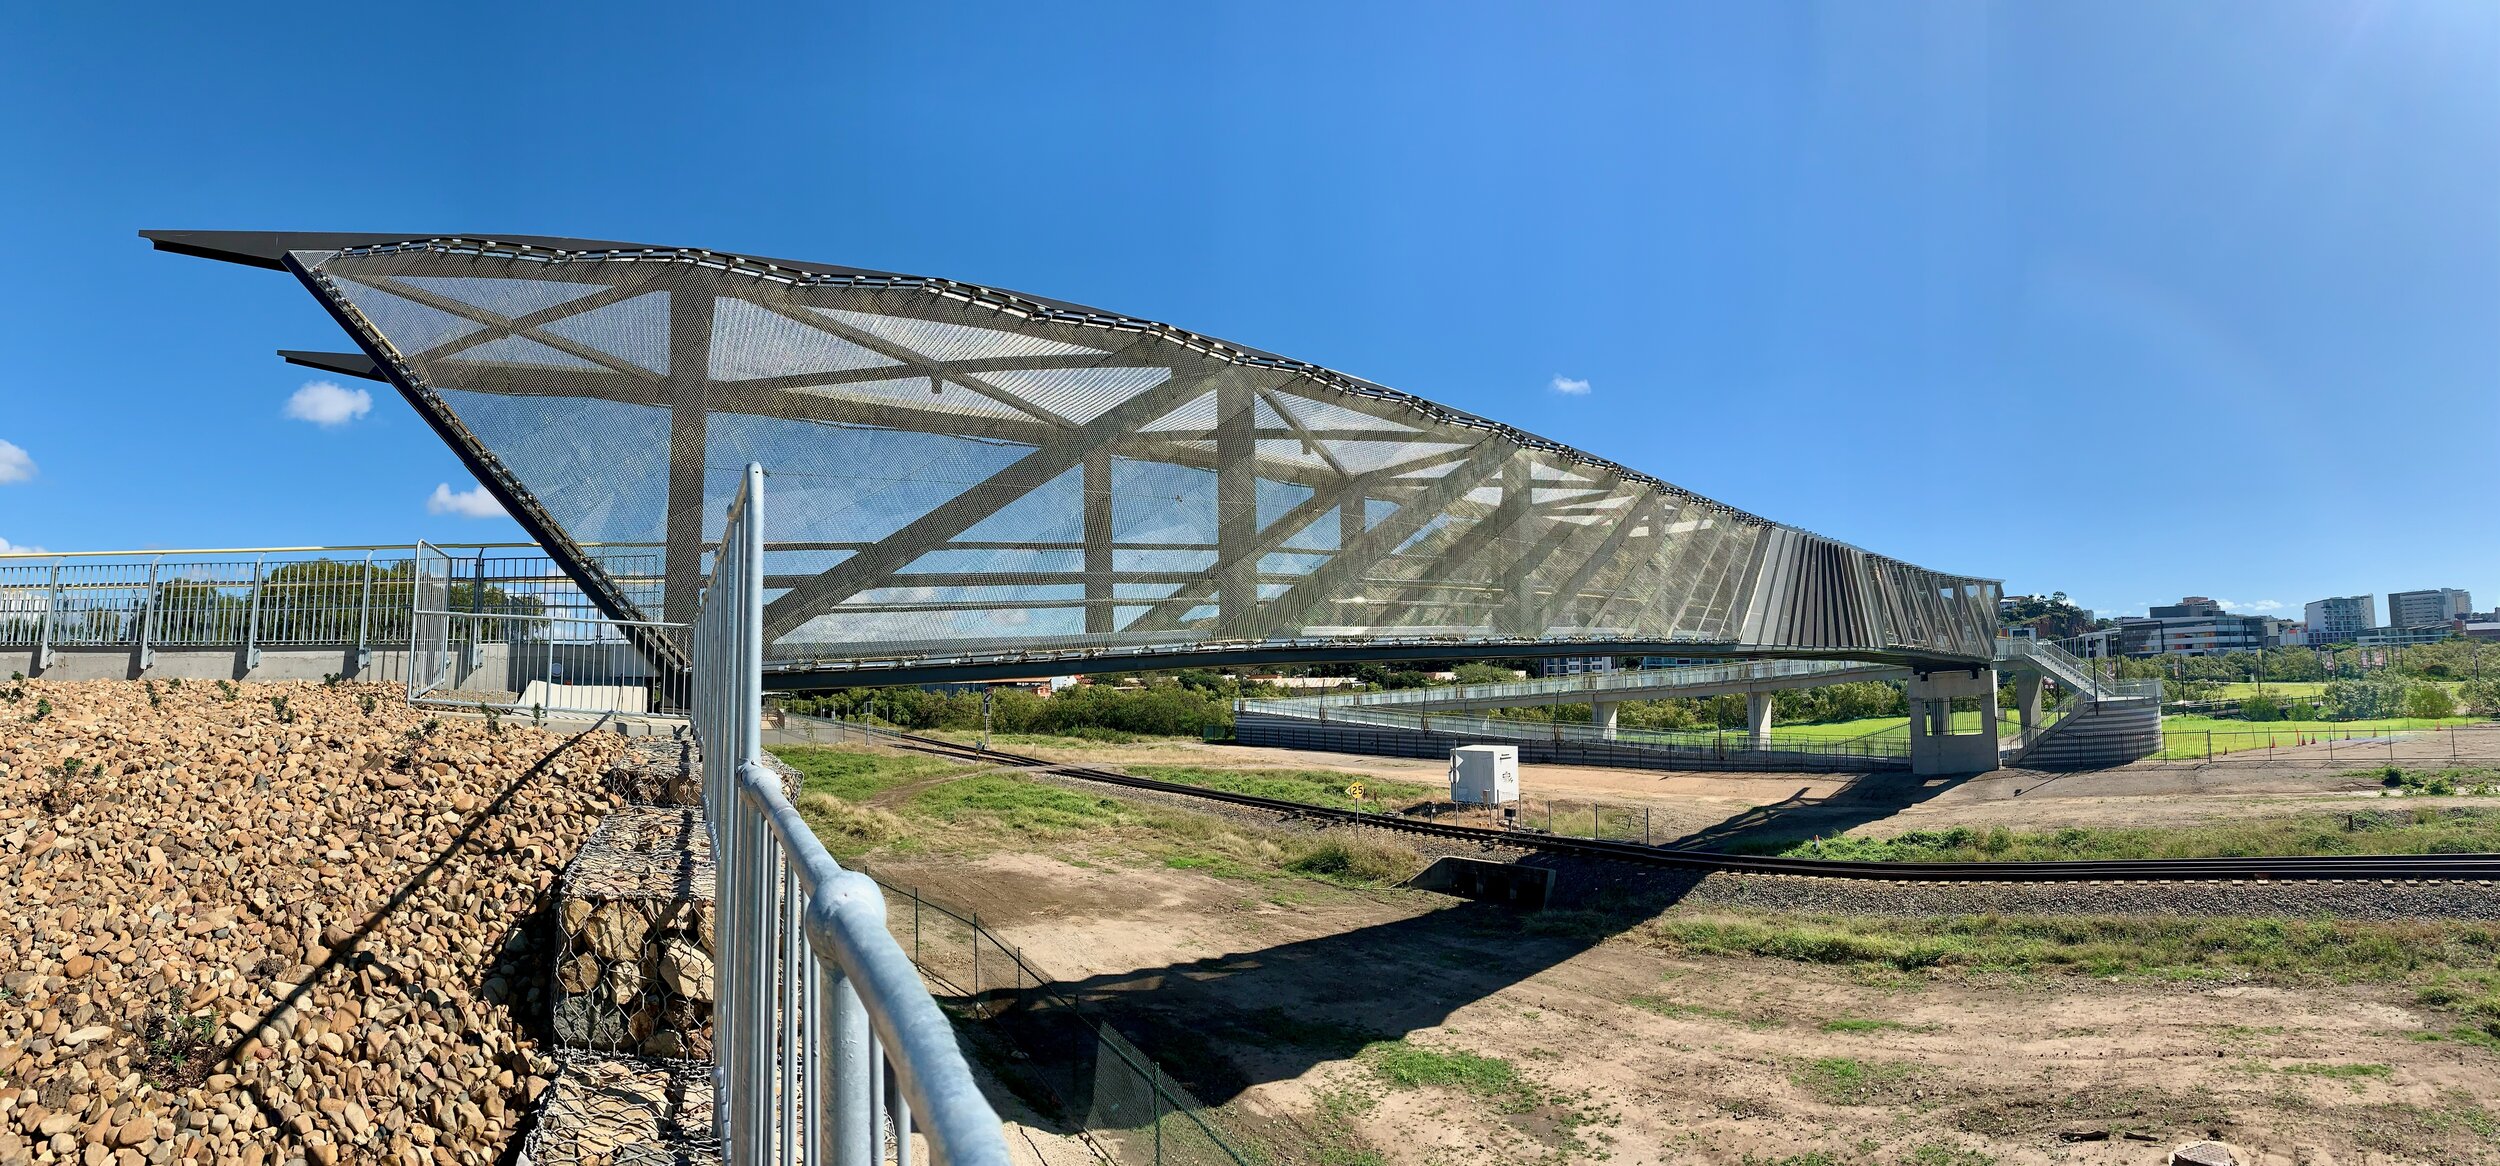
[1994,638,2163,768]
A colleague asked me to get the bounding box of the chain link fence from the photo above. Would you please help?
[2141,721,2500,768]
[874,880,1253,1166]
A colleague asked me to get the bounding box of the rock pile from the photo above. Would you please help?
[0,679,633,1166]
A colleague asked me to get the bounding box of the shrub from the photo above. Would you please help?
[1283,837,1424,885]
[2405,683,2458,720]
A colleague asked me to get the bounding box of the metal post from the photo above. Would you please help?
[355,551,374,675]
[243,556,265,673]
[466,549,486,671]
[137,558,160,672]
[826,971,874,1166]
[36,563,59,672]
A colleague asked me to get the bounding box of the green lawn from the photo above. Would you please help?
[765,745,1427,886]
[1128,765,1439,812]
[2156,713,2480,759]
[1747,805,2500,862]
[773,745,979,800]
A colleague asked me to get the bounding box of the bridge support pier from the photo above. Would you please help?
[1592,700,1618,740]
[1906,667,2000,776]
[1745,692,1772,749]
[2015,673,2043,736]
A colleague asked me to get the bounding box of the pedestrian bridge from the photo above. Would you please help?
[153,230,2001,685]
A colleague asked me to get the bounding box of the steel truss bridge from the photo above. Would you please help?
[154,231,2000,687]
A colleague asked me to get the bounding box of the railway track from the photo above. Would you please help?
[848,725,2500,885]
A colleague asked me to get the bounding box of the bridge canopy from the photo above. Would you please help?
[152,231,2001,682]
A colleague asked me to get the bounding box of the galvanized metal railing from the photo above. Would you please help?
[1269,656,1892,711]
[0,542,660,671]
[693,463,1010,1166]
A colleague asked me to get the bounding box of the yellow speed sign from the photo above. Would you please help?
[1346,781,1365,801]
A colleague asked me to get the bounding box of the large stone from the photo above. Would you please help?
[576,902,648,962]
[555,956,600,996]
[550,996,627,1051]
[655,939,713,1004]
[603,960,644,1007]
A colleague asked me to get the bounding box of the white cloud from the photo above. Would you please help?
[0,537,46,554]
[0,440,34,484]
[2217,599,2285,613]
[283,380,374,427]
[426,482,507,519]
[1549,375,1592,396]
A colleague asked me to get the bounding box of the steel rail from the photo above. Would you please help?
[848,726,2500,884]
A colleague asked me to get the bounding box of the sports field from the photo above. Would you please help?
[2155,713,2480,759]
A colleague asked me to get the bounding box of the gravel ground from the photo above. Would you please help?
[0,679,634,1166]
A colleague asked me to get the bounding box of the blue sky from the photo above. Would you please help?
[2,2,2495,620]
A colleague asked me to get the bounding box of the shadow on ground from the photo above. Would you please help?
[1654,769,1977,852]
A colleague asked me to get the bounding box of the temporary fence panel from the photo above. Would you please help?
[692,464,1010,1166]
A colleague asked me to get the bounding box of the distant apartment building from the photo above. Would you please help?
[2115,597,2282,657]
[2387,588,2472,630]
[1532,655,1617,678]
[2357,625,2454,648]
[2302,595,2377,645]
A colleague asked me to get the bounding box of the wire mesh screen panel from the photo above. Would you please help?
[276,238,2001,681]
[410,542,453,700]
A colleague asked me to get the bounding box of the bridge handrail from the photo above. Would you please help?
[1262,657,1891,712]
[1994,637,2155,703]
[1237,698,1915,759]
[694,464,1010,1166]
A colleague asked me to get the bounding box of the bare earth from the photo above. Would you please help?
[986,737,2494,846]
[876,850,2497,1166]
[853,735,2500,1163]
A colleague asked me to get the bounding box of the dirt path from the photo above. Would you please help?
[873,852,2499,1165]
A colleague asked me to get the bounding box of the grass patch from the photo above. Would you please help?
[2374,766,2500,797]
[1643,910,2500,987]
[1819,1017,1912,1034]
[769,745,974,800]
[1627,994,1735,1021]
[1282,837,1425,886]
[910,775,1147,833]
[923,727,1185,749]
[1792,1056,1917,1104]
[1359,1040,1535,1110]
[1163,853,1256,879]
[1131,765,1438,812]
[789,762,1432,890]
[2279,1062,2393,1080]
[1752,808,2500,863]
[794,793,916,862]
[1902,1144,1997,1166]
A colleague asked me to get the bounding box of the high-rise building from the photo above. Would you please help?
[2303,595,2376,645]
[2387,588,2472,630]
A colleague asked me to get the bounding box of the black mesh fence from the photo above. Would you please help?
[876,880,1253,1166]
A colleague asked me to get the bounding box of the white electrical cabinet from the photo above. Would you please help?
[1448,745,1520,805]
